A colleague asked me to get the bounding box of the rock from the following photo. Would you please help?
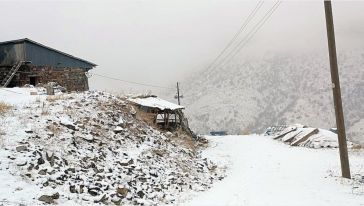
[137,190,145,198]
[114,126,124,134]
[16,160,27,167]
[70,185,77,193]
[65,167,76,174]
[38,192,59,204]
[116,187,129,197]
[52,192,60,199]
[37,157,45,165]
[46,152,55,166]
[94,194,108,204]
[88,187,100,196]
[38,195,54,204]
[111,198,122,205]
[82,135,94,142]
[60,118,76,130]
[118,159,134,166]
[27,163,34,171]
[7,156,16,160]
[16,145,27,152]
[118,117,124,126]
[38,169,47,175]
[130,106,136,115]
[153,149,166,157]
[25,128,33,134]
[80,185,85,193]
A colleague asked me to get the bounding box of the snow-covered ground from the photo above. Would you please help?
[185,135,364,206]
[0,88,224,205]
[1,88,364,205]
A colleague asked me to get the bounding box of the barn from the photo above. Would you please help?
[0,38,96,91]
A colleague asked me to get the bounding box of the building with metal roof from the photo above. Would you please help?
[0,38,96,91]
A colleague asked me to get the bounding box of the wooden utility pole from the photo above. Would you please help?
[324,0,351,179]
[176,82,181,105]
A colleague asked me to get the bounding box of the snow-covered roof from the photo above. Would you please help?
[129,97,184,111]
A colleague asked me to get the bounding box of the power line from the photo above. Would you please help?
[204,1,264,72]
[92,73,174,89]
[212,1,282,69]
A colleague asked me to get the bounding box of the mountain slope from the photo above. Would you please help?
[180,51,364,144]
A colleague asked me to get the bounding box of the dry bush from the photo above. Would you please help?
[47,124,63,137]
[171,128,197,152]
[0,101,12,116]
[64,106,76,117]
[41,107,50,116]
[351,144,363,150]
[240,128,251,135]
[46,94,64,102]
[40,102,50,116]
[0,120,6,148]
[135,109,157,125]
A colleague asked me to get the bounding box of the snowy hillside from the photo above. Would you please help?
[0,89,224,205]
[1,88,363,206]
[179,51,364,144]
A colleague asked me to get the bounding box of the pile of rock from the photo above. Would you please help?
[265,124,354,149]
[5,91,225,205]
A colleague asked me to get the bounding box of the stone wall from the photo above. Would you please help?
[0,66,90,91]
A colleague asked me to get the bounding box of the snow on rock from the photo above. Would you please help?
[0,90,225,205]
[265,125,355,149]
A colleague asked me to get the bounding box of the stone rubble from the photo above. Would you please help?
[4,90,225,205]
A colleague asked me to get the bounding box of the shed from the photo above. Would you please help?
[0,38,96,91]
[129,96,186,129]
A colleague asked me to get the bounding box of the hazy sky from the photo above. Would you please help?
[1,0,364,94]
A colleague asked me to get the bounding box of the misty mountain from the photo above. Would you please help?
[178,50,364,144]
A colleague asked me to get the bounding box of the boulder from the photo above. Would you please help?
[38,192,59,204]
[16,145,27,152]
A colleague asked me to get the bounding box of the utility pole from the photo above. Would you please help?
[324,0,351,179]
[175,82,183,105]
[176,82,181,105]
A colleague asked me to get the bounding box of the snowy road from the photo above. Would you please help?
[185,135,364,206]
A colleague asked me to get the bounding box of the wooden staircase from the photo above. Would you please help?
[1,61,24,87]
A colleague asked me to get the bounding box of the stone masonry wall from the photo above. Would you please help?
[0,66,89,91]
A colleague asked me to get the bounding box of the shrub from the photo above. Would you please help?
[0,102,12,116]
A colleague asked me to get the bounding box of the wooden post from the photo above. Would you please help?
[176,82,181,105]
[324,0,351,179]
[166,113,170,128]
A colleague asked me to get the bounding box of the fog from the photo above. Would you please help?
[1,0,364,94]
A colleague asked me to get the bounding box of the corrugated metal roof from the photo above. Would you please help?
[0,38,97,67]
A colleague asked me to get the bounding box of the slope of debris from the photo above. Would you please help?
[0,90,225,205]
[264,124,355,149]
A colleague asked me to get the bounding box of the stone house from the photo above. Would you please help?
[0,38,96,91]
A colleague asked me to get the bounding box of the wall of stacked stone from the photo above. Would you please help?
[0,66,89,91]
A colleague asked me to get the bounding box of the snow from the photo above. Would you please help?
[185,135,364,206]
[1,88,364,205]
[0,90,223,205]
[267,125,355,149]
[0,87,45,105]
[129,96,184,111]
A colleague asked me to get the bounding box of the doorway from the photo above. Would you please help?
[29,76,37,86]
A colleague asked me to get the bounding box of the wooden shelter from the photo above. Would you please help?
[129,96,186,130]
